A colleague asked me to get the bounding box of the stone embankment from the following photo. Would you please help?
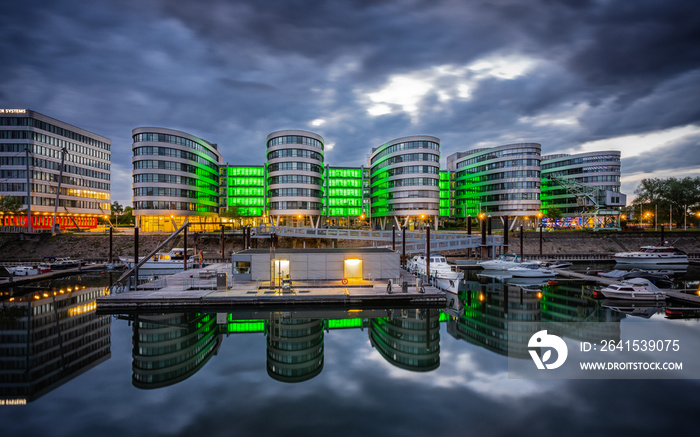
[0,230,698,263]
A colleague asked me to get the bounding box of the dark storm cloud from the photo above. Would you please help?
[1,0,699,203]
[623,132,700,174]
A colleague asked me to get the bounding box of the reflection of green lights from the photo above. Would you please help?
[327,318,363,329]
[227,320,265,332]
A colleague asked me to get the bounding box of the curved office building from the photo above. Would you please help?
[541,151,624,217]
[132,127,222,232]
[369,136,440,230]
[266,130,325,228]
[447,143,541,228]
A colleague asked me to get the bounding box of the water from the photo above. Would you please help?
[2,267,700,436]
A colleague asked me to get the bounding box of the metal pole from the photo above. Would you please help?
[426,227,431,283]
[539,225,543,256]
[392,225,396,251]
[487,216,492,235]
[220,225,225,262]
[134,226,139,284]
[467,216,472,235]
[520,225,524,261]
[109,226,113,264]
[503,216,509,253]
[25,148,32,233]
[402,226,406,268]
[183,225,188,271]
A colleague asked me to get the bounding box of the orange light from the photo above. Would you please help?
[478,293,484,302]
[537,292,543,299]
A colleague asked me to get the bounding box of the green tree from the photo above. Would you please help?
[545,207,563,220]
[111,201,124,215]
[0,196,25,213]
[219,206,241,228]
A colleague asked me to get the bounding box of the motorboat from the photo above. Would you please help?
[598,278,666,301]
[41,257,83,270]
[507,262,556,278]
[613,245,688,265]
[477,253,522,270]
[121,249,195,272]
[620,270,673,288]
[9,265,38,276]
[406,254,463,294]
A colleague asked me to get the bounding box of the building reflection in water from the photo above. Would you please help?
[131,313,221,389]
[0,286,111,403]
[369,308,440,372]
[266,316,324,383]
[447,278,541,358]
[540,282,624,342]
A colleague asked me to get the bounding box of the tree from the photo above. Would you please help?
[0,196,25,213]
[111,201,124,215]
[220,206,241,228]
[545,207,563,220]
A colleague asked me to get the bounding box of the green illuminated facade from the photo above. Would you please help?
[219,164,266,225]
[324,166,368,226]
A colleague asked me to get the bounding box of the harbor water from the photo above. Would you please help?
[2,266,700,436]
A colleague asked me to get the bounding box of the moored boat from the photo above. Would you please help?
[9,265,38,276]
[477,253,522,270]
[507,261,556,278]
[121,249,195,272]
[598,278,666,301]
[407,254,463,294]
[613,245,688,265]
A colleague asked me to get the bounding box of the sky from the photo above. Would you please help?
[1,0,699,206]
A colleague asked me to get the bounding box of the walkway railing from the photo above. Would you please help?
[252,225,502,253]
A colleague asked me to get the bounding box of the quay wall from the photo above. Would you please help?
[1,230,699,263]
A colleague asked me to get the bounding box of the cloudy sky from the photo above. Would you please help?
[1,0,699,205]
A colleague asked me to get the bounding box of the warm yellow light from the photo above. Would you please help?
[298,215,302,218]
[621,215,626,220]
[67,288,72,292]
[42,293,48,298]
[421,215,425,219]
[537,291,543,299]
[478,293,484,302]
[344,258,362,266]
[34,295,40,300]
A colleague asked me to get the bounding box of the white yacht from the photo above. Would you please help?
[598,278,666,301]
[477,253,522,270]
[613,245,688,265]
[407,254,463,294]
[507,261,556,278]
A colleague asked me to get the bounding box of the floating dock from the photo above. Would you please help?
[97,264,446,313]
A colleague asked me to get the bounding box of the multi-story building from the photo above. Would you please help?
[219,164,266,227]
[541,151,626,228]
[266,130,325,228]
[447,143,542,229]
[369,136,441,230]
[0,109,111,232]
[132,127,222,232]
